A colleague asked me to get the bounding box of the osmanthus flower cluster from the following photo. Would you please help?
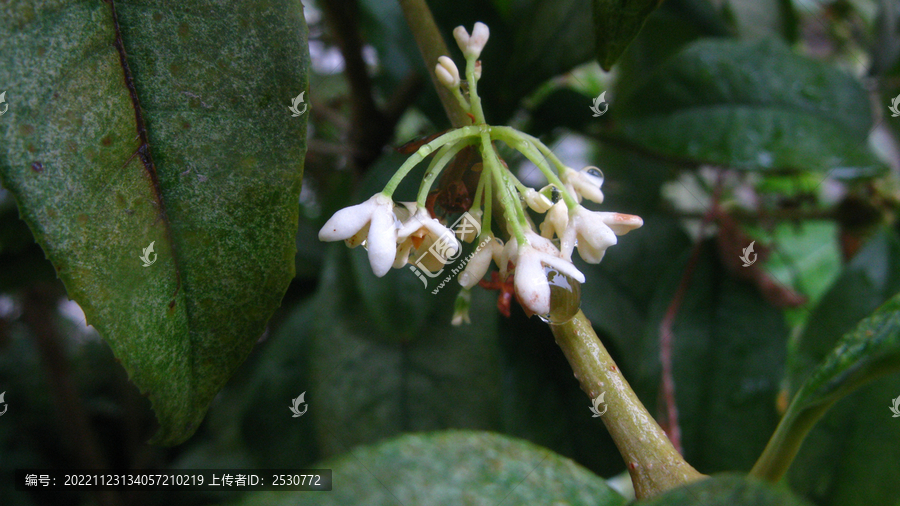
[319,22,643,323]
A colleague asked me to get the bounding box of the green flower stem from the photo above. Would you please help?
[397,0,470,128]
[749,395,836,482]
[466,55,486,125]
[513,129,569,171]
[382,126,479,197]
[480,131,525,245]
[492,127,577,209]
[450,86,472,114]
[504,166,532,196]
[550,311,705,499]
[471,165,487,214]
[482,167,493,236]
[416,139,470,206]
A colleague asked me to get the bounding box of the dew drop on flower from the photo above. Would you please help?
[537,266,581,324]
[582,167,604,187]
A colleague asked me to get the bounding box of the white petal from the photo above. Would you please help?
[452,26,470,53]
[559,220,577,260]
[437,56,460,85]
[498,237,518,279]
[573,208,617,264]
[598,212,643,235]
[574,181,605,204]
[366,203,399,277]
[514,247,551,316]
[576,239,610,264]
[467,22,490,57]
[490,238,505,270]
[397,206,430,240]
[525,231,559,257]
[458,239,495,288]
[393,238,414,269]
[344,223,370,248]
[538,253,586,284]
[524,188,552,213]
[318,196,377,241]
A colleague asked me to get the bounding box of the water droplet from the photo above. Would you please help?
[537,266,582,324]
[582,167,604,187]
[418,144,434,156]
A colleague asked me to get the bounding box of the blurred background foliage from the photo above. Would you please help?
[2,0,900,504]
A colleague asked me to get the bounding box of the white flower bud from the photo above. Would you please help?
[453,23,490,59]
[453,26,470,54]
[458,235,501,289]
[467,22,490,58]
[523,188,553,213]
[435,56,460,88]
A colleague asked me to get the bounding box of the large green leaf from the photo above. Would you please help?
[759,229,900,505]
[753,288,900,494]
[310,247,503,456]
[236,431,627,506]
[636,241,788,474]
[0,1,309,444]
[593,0,664,70]
[636,474,811,506]
[612,39,881,174]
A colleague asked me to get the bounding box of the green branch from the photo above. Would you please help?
[551,311,705,499]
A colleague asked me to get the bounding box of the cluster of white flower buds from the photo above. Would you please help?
[318,23,643,323]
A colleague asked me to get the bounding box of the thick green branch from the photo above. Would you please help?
[397,0,470,128]
[550,311,705,499]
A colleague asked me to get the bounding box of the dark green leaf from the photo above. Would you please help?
[309,264,503,455]
[613,39,882,175]
[614,0,732,99]
[429,0,596,123]
[593,0,664,70]
[636,474,811,506]
[786,228,900,390]
[636,241,788,473]
[773,229,900,506]
[237,431,627,506]
[0,1,309,444]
